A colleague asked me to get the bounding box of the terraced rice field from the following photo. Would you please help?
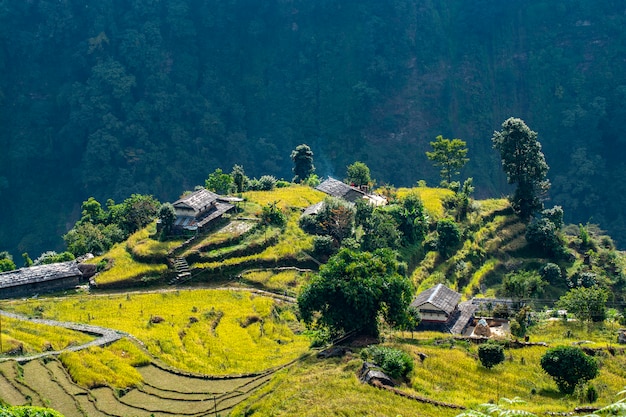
[0,348,283,417]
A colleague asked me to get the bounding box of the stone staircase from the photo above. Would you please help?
[169,257,192,285]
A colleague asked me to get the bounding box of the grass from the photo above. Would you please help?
[59,341,146,390]
[126,223,185,260]
[0,316,94,355]
[242,185,326,211]
[89,239,168,286]
[193,212,314,269]
[231,354,456,417]
[395,186,454,218]
[240,269,314,296]
[234,325,626,417]
[463,258,498,298]
[4,289,309,376]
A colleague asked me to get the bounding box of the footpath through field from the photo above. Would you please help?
[0,309,125,362]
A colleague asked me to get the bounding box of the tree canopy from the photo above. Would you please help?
[297,248,413,337]
[540,346,598,394]
[492,118,550,220]
[291,144,315,183]
[426,135,469,187]
[557,286,608,323]
[346,161,372,188]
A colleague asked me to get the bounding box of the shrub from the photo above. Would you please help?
[313,235,335,256]
[540,262,562,284]
[525,217,563,257]
[478,342,505,369]
[361,346,414,380]
[492,303,510,319]
[436,218,461,258]
[586,385,598,403]
[258,175,277,191]
[540,346,598,394]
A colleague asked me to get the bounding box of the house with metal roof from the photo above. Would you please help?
[171,189,239,232]
[411,283,477,334]
[0,261,83,299]
[411,283,461,323]
[316,177,367,203]
[315,177,387,206]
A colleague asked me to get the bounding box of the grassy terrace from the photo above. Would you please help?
[3,289,309,376]
[234,321,626,417]
[0,316,95,355]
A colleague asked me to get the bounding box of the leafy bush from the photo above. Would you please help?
[492,303,510,319]
[361,346,414,380]
[540,262,562,284]
[258,175,277,191]
[313,235,335,256]
[477,342,505,369]
[33,251,75,265]
[260,202,287,227]
[525,217,563,257]
[436,218,461,257]
[540,346,598,394]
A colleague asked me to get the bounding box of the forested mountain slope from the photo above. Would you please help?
[1,0,625,258]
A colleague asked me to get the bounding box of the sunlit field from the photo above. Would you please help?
[89,241,168,286]
[395,186,454,218]
[0,316,94,355]
[243,184,326,210]
[3,289,309,376]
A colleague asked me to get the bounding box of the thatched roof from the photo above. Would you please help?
[411,283,461,315]
[0,261,82,290]
[316,177,366,202]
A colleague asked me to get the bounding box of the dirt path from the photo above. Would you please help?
[0,310,125,362]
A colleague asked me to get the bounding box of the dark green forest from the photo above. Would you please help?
[1,0,626,259]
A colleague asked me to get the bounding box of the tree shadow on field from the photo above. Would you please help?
[537,387,563,399]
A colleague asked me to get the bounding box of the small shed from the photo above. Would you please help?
[411,283,461,324]
[0,261,83,299]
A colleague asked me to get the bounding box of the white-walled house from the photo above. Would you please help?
[411,283,461,324]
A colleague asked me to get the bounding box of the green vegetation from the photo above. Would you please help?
[540,346,599,394]
[298,248,413,337]
[492,118,550,220]
[0,404,64,417]
[360,345,414,380]
[426,135,469,187]
[477,342,505,369]
[346,161,372,188]
[291,144,315,183]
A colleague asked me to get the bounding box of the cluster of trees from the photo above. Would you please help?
[3,0,626,262]
[63,194,160,256]
[477,342,598,396]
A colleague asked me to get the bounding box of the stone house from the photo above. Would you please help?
[0,261,83,299]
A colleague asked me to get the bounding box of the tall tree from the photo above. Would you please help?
[346,161,372,188]
[291,144,315,183]
[426,135,469,187]
[298,248,413,337]
[492,118,550,220]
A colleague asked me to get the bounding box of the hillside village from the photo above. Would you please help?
[2,138,626,416]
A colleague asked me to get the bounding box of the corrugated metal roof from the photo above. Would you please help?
[173,189,220,212]
[316,177,366,202]
[411,283,461,315]
[0,261,82,290]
